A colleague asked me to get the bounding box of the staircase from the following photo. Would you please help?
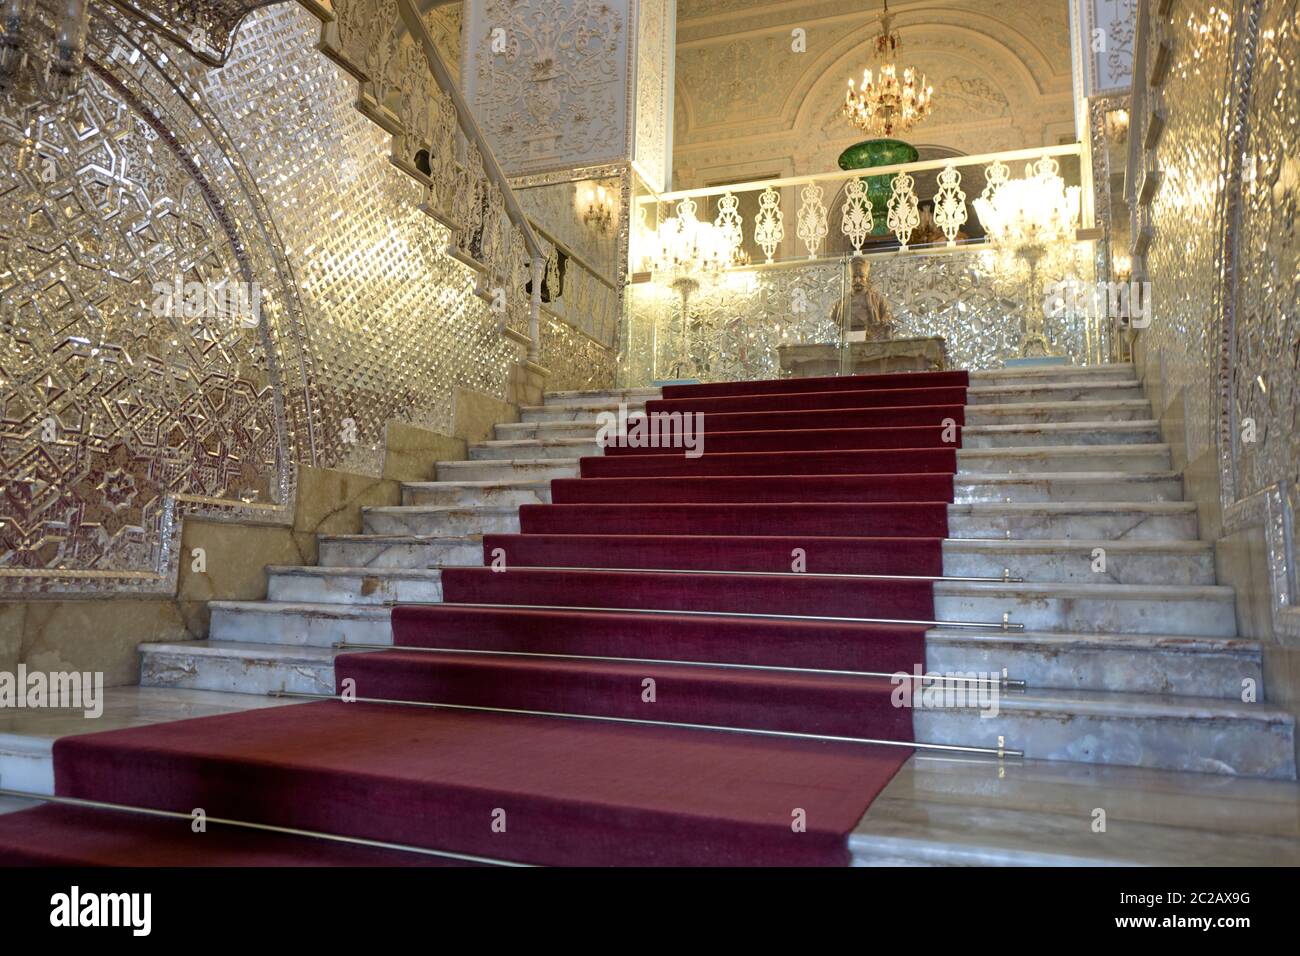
[136,363,1294,783]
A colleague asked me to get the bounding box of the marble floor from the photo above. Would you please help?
[3,687,1298,863]
[0,687,292,795]
[852,753,1300,865]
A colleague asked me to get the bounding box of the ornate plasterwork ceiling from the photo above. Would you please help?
[672,0,1076,187]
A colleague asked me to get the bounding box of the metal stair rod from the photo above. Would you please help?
[0,789,527,866]
[333,642,1028,691]
[392,601,1025,631]
[271,691,1025,758]
[480,564,1024,583]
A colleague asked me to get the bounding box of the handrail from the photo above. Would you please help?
[396,0,545,362]
[644,141,1084,203]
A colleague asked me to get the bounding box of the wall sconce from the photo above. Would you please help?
[582,183,614,233]
[1112,251,1132,282]
[1104,108,1130,142]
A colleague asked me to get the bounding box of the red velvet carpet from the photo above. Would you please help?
[0,369,967,867]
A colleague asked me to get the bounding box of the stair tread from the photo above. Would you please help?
[943,538,1210,552]
[364,503,519,515]
[960,442,1169,455]
[210,601,391,618]
[400,480,550,490]
[141,640,340,661]
[318,533,482,543]
[267,565,443,579]
[934,580,1234,598]
[925,627,1260,652]
[950,501,1195,513]
[963,420,1158,433]
[972,687,1290,721]
[438,457,582,466]
[957,469,1181,481]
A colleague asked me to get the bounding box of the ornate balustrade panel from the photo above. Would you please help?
[641,144,1085,266]
[307,0,544,355]
[627,143,1100,385]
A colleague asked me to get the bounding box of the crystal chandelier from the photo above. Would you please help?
[645,197,730,298]
[0,0,91,103]
[842,0,934,138]
[973,155,1082,358]
[644,197,731,378]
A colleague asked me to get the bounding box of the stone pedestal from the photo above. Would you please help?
[778,336,948,378]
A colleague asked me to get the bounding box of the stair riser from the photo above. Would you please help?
[362,510,520,536]
[925,638,1258,698]
[522,404,645,422]
[933,592,1237,636]
[470,442,600,461]
[317,538,483,569]
[948,510,1197,541]
[541,395,653,408]
[914,709,1294,778]
[964,403,1152,425]
[267,571,443,605]
[959,449,1171,474]
[141,650,335,697]
[401,484,552,507]
[495,422,602,441]
[544,389,659,404]
[955,475,1183,504]
[962,427,1161,449]
[967,384,1146,404]
[942,547,1216,585]
[970,369,1137,388]
[209,608,392,647]
[436,460,580,481]
[0,747,52,796]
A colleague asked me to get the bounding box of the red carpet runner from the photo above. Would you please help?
[0,369,968,866]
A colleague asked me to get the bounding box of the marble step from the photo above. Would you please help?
[942,539,1216,585]
[140,641,338,696]
[141,644,1289,779]
[401,480,552,507]
[496,419,608,441]
[266,566,443,604]
[362,504,520,536]
[966,381,1146,405]
[961,421,1161,449]
[932,581,1237,636]
[913,688,1294,778]
[954,471,1183,504]
[964,399,1153,425]
[925,628,1259,698]
[143,615,1259,707]
[958,443,1171,474]
[851,756,1300,865]
[969,363,1137,388]
[208,601,392,647]
[948,501,1198,541]
[543,387,660,404]
[469,438,601,461]
[521,402,646,423]
[435,457,581,482]
[318,534,483,569]
[503,400,1160,440]
[0,687,291,796]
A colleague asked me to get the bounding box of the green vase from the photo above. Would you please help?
[837,138,919,237]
